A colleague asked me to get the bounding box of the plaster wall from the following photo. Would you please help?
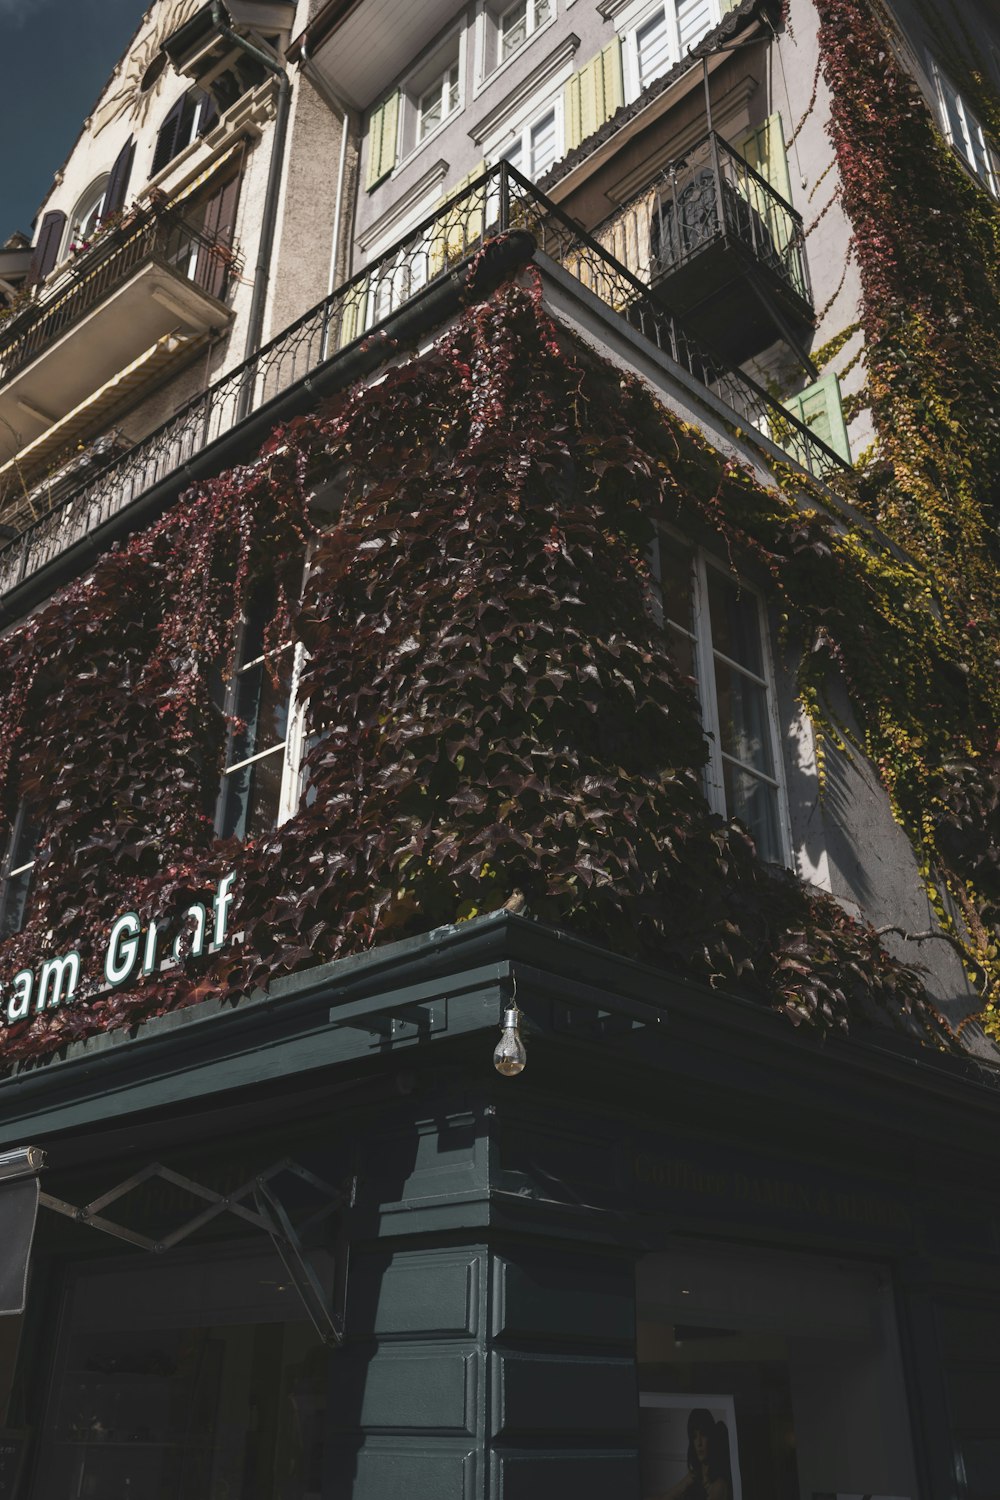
[266,73,351,339]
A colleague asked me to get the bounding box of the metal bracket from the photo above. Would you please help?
[39,1157,354,1346]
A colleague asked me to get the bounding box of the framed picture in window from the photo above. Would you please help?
[639,1393,742,1500]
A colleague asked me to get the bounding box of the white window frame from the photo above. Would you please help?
[499,0,554,63]
[417,61,462,143]
[397,25,467,167]
[930,59,999,197]
[63,176,110,260]
[0,802,39,940]
[483,86,566,183]
[606,0,721,104]
[475,0,558,90]
[652,532,792,866]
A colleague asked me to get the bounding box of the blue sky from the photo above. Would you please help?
[1,0,148,238]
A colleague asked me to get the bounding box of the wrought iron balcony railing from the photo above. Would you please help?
[594,131,811,310]
[0,209,235,384]
[0,163,844,602]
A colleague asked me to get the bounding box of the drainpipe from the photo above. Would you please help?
[208,0,291,416]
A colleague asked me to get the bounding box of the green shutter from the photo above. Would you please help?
[738,112,793,204]
[719,0,740,11]
[366,91,400,191]
[564,39,624,152]
[783,372,851,464]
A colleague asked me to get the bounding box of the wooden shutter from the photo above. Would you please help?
[365,92,400,190]
[28,210,66,284]
[564,39,625,152]
[104,137,135,217]
[152,93,196,177]
[783,372,851,463]
[738,112,793,204]
[719,0,740,11]
[194,172,242,299]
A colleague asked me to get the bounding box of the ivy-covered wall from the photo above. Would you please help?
[1,261,989,1067]
[804,0,1000,1031]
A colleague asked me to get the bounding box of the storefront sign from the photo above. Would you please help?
[0,873,235,1027]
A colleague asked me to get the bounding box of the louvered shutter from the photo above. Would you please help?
[152,93,196,177]
[104,137,135,217]
[719,0,740,11]
[365,92,400,190]
[738,112,793,203]
[564,38,625,152]
[28,210,66,284]
[783,372,851,464]
[194,173,241,298]
[737,112,793,256]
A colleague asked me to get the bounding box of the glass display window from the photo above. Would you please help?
[637,1242,918,1500]
[33,1244,331,1500]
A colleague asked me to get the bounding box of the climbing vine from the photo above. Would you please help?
[811,0,1000,1030]
[0,263,984,1065]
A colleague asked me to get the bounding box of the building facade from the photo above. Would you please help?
[0,1,998,1497]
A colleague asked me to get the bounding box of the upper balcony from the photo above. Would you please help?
[0,206,235,479]
[0,164,845,610]
[594,131,813,368]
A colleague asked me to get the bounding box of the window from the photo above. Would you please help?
[931,61,998,196]
[617,0,721,101]
[656,536,788,864]
[0,804,40,940]
[418,61,461,142]
[637,1242,918,1499]
[67,179,110,255]
[499,0,553,62]
[151,88,218,178]
[493,103,562,179]
[216,598,302,841]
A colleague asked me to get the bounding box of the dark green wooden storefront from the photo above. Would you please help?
[1,912,999,1499]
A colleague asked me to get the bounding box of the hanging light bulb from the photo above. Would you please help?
[493,1004,526,1076]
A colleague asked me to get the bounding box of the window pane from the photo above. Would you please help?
[535,0,553,24]
[500,1,528,58]
[666,623,696,684]
[722,759,781,861]
[1,866,34,941]
[706,570,764,675]
[713,660,774,777]
[221,746,285,841]
[530,109,558,177]
[659,539,695,631]
[419,88,443,136]
[502,138,523,173]
[230,650,292,765]
[636,9,670,87]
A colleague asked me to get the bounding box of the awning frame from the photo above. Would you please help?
[34,1154,353,1347]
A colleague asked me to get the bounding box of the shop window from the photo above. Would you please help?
[33,1245,332,1500]
[636,1242,918,1499]
[0,802,40,941]
[654,537,789,864]
[930,61,998,196]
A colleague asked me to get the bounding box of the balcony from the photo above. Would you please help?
[0,165,845,607]
[594,132,813,367]
[0,208,235,469]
